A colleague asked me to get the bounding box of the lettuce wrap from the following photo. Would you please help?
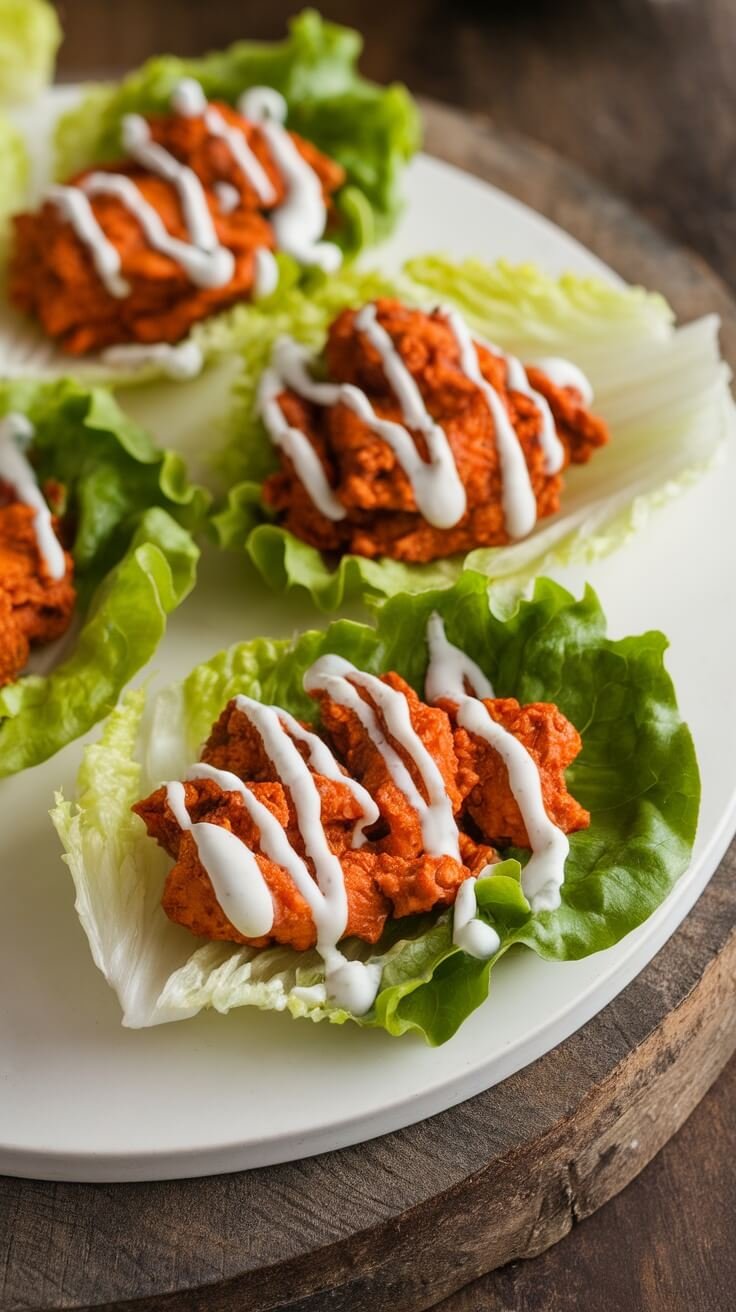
[214,256,734,609]
[0,378,209,774]
[52,571,699,1045]
[0,11,419,385]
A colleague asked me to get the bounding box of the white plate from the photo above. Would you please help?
[2,93,735,1183]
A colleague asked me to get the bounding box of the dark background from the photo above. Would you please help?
[50,2,736,1308]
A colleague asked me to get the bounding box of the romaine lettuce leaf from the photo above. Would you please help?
[0,111,27,250]
[54,9,419,251]
[0,0,61,104]
[51,571,699,1044]
[0,379,208,774]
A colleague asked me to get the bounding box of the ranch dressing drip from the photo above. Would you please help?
[452,872,501,959]
[100,340,204,379]
[425,612,569,914]
[304,654,461,861]
[503,353,565,475]
[239,86,342,272]
[532,356,594,407]
[250,700,380,847]
[442,307,538,539]
[171,76,278,205]
[166,777,274,938]
[166,697,383,1014]
[0,414,66,581]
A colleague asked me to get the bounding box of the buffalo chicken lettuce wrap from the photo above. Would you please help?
[4,11,419,383]
[53,572,699,1044]
[215,257,734,609]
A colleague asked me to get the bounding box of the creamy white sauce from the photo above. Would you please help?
[166,778,275,938]
[239,86,342,272]
[205,106,276,205]
[304,653,460,860]
[503,353,565,475]
[0,414,66,581]
[258,701,379,847]
[353,304,467,528]
[100,339,204,379]
[170,78,208,118]
[46,185,130,298]
[532,356,594,407]
[253,248,279,299]
[442,307,537,539]
[425,612,569,913]
[80,170,234,289]
[214,181,240,214]
[168,697,383,1014]
[452,873,501,959]
[258,356,347,520]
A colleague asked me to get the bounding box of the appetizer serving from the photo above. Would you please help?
[257,297,607,563]
[0,379,207,775]
[4,11,418,380]
[216,257,733,607]
[54,573,699,1043]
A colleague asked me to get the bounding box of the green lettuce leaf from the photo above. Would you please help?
[52,571,699,1043]
[0,379,208,774]
[0,0,61,104]
[0,111,27,251]
[54,9,419,250]
[215,258,733,610]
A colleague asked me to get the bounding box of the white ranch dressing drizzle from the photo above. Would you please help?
[442,307,537,539]
[532,356,594,407]
[80,169,235,289]
[452,872,501,959]
[304,653,461,860]
[100,339,204,379]
[253,248,279,299]
[257,318,468,530]
[258,352,346,520]
[165,778,274,938]
[46,185,130,298]
[503,353,565,475]
[167,697,382,1014]
[171,76,278,206]
[0,414,66,581]
[249,699,380,847]
[239,86,342,272]
[213,181,240,214]
[425,612,569,914]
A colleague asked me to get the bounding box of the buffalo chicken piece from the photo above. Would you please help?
[134,673,589,952]
[0,483,75,687]
[263,300,608,563]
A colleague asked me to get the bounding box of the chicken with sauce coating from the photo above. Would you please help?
[261,299,609,564]
[133,664,589,954]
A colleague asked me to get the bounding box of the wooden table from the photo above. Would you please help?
[6,3,733,1308]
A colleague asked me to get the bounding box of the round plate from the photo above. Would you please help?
[2,92,735,1183]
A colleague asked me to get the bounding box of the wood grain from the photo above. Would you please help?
[2,92,736,1310]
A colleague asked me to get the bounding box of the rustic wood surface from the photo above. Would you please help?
[1,3,733,1308]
